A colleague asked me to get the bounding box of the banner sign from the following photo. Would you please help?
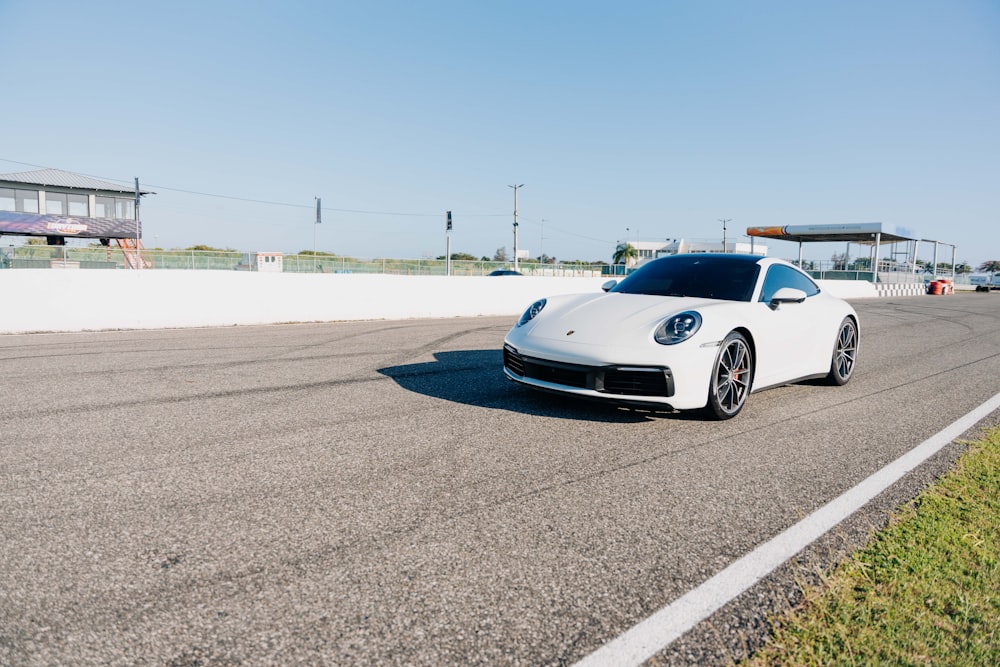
[0,211,139,239]
[746,222,915,243]
[747,223,886,238]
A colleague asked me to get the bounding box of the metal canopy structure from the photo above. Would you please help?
[746,222,957,279]
[747,222,912,245]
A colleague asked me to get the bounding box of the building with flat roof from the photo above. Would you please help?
[618,238,768,267]
[0,168,151,245]
[1,168,154,268]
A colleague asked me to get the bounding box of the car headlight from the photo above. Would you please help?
[517,299,547,327]
[654,311,702,345]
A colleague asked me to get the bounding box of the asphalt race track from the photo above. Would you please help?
[2,294,999,666]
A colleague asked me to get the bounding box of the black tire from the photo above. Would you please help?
[705,331,753,420]
[826,317,858,386]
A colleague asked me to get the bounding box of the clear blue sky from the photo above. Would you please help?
[2,0,998,266]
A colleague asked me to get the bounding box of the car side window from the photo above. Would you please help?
[759,265,821,303]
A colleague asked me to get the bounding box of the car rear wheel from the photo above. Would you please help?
[705,331,753,420]
[826,317,858,386]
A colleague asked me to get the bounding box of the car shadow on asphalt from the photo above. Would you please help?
[378,349,682,423]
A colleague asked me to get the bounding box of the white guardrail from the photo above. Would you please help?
[2,270,887,335]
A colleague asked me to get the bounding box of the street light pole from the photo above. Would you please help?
[134,177,141,270]
[718,218,732,253]
[540,218,545,262]
[314,197,322,273]
[509,184,524,271]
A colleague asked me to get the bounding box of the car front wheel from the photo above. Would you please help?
[705,331,753,420]
[826,317,858,386]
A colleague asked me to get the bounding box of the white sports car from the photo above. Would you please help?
[503,254,859,419]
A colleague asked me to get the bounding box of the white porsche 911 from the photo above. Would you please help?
[503,254,859,419]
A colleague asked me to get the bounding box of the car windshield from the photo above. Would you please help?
[610,255,761,302]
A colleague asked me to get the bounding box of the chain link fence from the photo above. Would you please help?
[1,244,971,284]
[0,244,608,277]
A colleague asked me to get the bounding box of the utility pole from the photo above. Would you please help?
[314,197,322,273]
[445,210,453,276]
[718,218,731,253]
[540,218,545,263]
[509,184,524,271]
[134,177,141,270]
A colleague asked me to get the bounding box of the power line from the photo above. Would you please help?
[0,157,507,219]
[1,157,614,250]
[516,215,615,245]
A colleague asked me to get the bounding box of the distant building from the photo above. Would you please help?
[621,238,768,267]
[237,251,284,272]
[0,168,151,246]
[659,238,766,256]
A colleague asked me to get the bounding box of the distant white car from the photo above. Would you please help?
[503,254,859,419]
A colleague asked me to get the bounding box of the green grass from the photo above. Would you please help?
[746,427,1000,666]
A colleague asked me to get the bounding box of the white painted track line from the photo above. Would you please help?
[573,393,1000,667]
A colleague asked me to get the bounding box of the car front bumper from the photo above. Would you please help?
[502,338,719,410]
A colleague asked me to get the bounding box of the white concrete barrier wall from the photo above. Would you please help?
[0,270,880,334]
[817,279,878,299]
[0,270,608,334]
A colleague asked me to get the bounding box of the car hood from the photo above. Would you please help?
[524,292,720,346]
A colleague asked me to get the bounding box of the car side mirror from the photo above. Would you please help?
[769,287,807,310]
[601,280,618,292]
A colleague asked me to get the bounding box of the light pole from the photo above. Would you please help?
[509,184,524,271]
[134,177,141,270]
[445,210,453,276]
[314,197,322,273]
[718,218,731,253]
[540,218,545,263]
